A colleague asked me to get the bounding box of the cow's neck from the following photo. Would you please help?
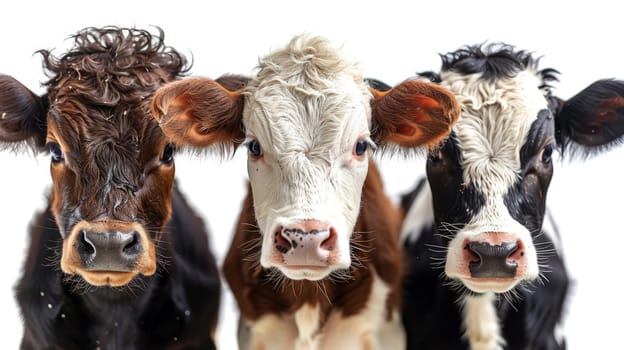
[293,304,323,348]
[250,270,396,350]
[462,293,505,350]
[266,267,373,316]
[78,278,153,307]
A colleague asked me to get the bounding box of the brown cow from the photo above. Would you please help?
[0,26,220,349]
[151,34,460,349]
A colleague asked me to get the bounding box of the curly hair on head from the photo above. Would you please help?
[39,26,191,107]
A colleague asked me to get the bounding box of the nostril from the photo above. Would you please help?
[320,227,337,252]
[467,239,520,278]
[122,231,141,257]
[274,226,292,254]
[79,230,96,255]
[507,240,524,262]
[465,242,480,263]
[77,230,97,266]
[468,240,518,259]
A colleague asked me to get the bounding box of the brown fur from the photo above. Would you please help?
[0,75,47,147]
[222,160,403,321]
[151,76,461,154]
[151,77,246,150]
[0,27,189,279]
[371,79,460,149]
[150,59,460,345]
[2,27,221,349]
[38,27,186,274]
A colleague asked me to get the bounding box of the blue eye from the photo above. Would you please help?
[48,143,64,163]
[248,139,262,158]
[354,139,368,156]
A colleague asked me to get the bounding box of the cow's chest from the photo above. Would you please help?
[243,272,404,350]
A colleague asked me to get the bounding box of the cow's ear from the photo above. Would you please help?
[150,75,246,151]
[370,79,460,149]
[556,79,624,157]
[0,74,48,150]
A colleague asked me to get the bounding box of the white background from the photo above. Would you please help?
[1,1,622,349]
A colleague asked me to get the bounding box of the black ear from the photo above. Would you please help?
[0,74,48,151]
[556,79,624,158]
[364,78,392,92]
[416,71,442,84]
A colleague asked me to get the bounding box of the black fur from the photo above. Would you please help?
[401,182,569,350]
[15,185,220,350]
[436,42,559,87]
[400,42,599,350]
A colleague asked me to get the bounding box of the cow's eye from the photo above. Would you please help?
[48,143,64,163]
[354,139,368,156]
[247,139,263,158]
[353,137,375,158]
[161,143,175,164]
[541,144,555,164]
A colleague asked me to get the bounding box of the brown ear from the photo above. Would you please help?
[371,79,460,149]
[0,74,48,150]
[150,76,246,149]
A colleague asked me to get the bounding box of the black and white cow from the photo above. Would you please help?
[400,43,624,349]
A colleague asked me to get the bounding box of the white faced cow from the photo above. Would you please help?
[150,34,460,349]
[400,43,624,349]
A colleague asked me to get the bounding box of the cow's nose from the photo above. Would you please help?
[467,240,520,278]
[273,220,337,266]
[77,230,142,271]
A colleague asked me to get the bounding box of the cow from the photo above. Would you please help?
[0,26,221,349]
[400,42,624,349]
[150,34,461,349]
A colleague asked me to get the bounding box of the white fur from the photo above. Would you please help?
[440,70,549,291]
[442,70,547,193]
[542,208,561,253]
[244,314,297,350]
[243,34,373,278]
[244,272,404,350]
[400,183,434,244]
[445,197,539,292]
[462,293,505,350]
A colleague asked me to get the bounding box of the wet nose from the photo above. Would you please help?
[467,240,520,278]
[273,220,337,266]
[77,230,142,271]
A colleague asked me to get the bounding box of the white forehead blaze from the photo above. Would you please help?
[441,69,549,288]
[244,73,371,162]
[440,69,548,195]
[241,35,373,272]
